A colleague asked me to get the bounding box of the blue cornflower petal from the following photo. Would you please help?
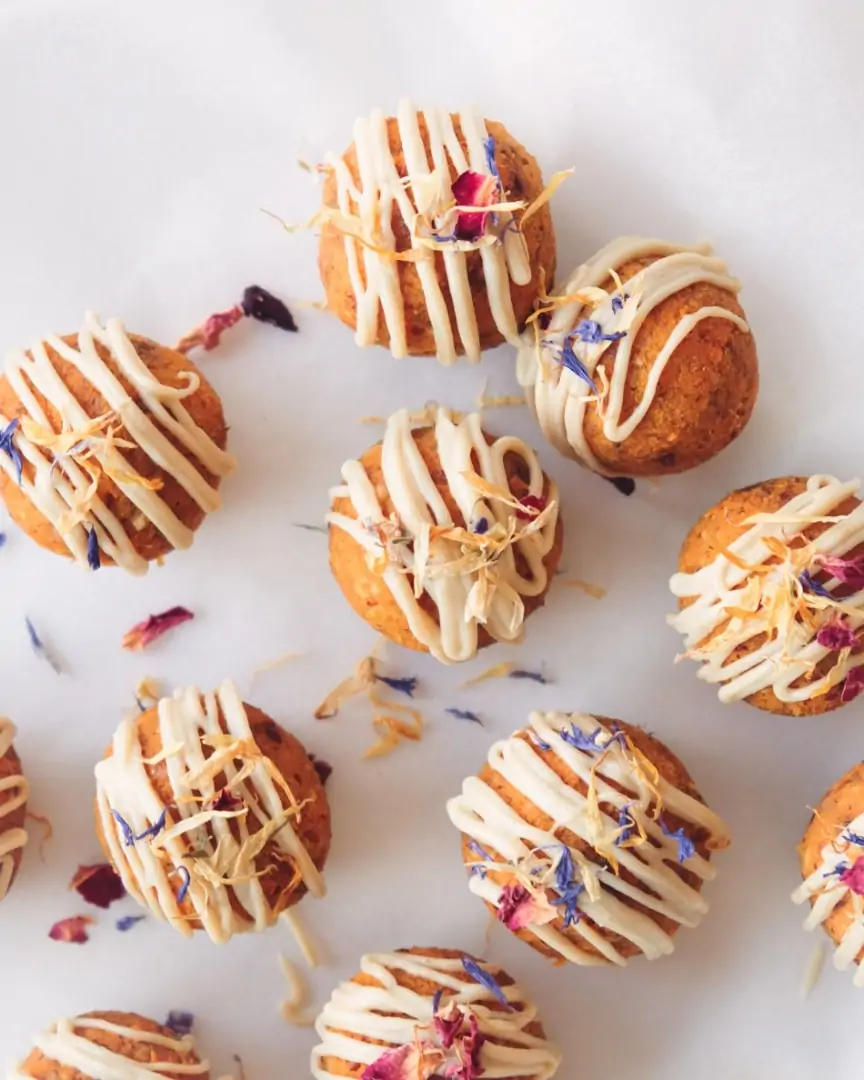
[660,819,696,864]
[116,915,146,932]
[446,707,483,725]
[111,810,136,847]
[472,516,489,535]
[461,956,512,1010]
[574,318,627,345]
[175,867,191,904]
[0,419,23,485]
[844,830,864,847]
[800,569,834,599]
[610,293,629,314]
[134,807,168,843]
[86,527,101,571]
[560,723,604,753]
[557,335,598,393]
[432,988,443,1016]
[375,674,418,698]
[483,136,500,182]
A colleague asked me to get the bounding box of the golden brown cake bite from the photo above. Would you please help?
[94,681,330,943]
[0,311,235,574]
[447,711,730,967]
[318,99,558,364]
[669,474,864,715]
[311,946,561,1079]
[0,718,28,902]
[327,406,563,664]
[517,237,758,476]
[10,1010,210,1079]
[793,761,864,986]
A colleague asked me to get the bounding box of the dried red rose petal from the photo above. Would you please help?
[69,863,126,909]
[362,1045,427,1080]
[841,665,864,703]
[516,494,547,521]
[122,606,195,651]
[450,1013,485,1080]
[209,789,243,812]
[840,856,864,895]
[818,554,864,590]
[451,170,498,241]
[496,882,557,931]
[816,615,857,651]
[433,1001,466,1050]
[49,914,94,944]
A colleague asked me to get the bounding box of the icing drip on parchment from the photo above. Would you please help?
[0,718,27,902]
[668,475,864,704]
[793,814,864,987]
[0,311,236,575]
[326,98,531,364]
[311,951,562,1079]
[327,406,559,664]
[95,681,325,944]
[516,237,749,474]
[6,1015,208,1079]
[446,712,729,966]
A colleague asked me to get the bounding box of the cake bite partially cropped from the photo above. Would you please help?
[8,1011,210,1078]
[0,311,236,574]
[327,405,563,664]
[0,718,28,903]
[317,99,560,364]
[94,681,330,943]
[517,237,758,477]
[669,475,864,714]
[311,946,562,1079]
[447,711,730,967]
[793,761,864,986]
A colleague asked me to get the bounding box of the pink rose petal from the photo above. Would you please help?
[497,882,557,931]
[451,170,499,241]
[840,855,864,895]
[48,914,94,944]
[841,666,864,703]
[818,555,864,590]
[122,606,195,651]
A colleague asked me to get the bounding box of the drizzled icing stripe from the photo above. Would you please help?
[326,98,531,364]
[311,951,562,1079]
[0,718,27,902]
[327,407,559,664]
[793,815,864,986]
[668,475,864,704]
[94,681,325,944]
[516,237,750,474]
[446,712,729,966]
[6,1015,208,1079]
[0,311,236,575]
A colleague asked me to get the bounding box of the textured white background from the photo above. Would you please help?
[0,1,861,1076]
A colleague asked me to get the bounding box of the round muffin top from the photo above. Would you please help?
[318,98,557,363]
[327,405,562,664]
[517,236,756,476]
[94,681,330,943]
[12,1010,209,1080]
[311,946,562,1080]
[793,761,864,985]
[447,711,730,966]
[0,717,28,902]
[0,311,236,574]
[669,474,864,713]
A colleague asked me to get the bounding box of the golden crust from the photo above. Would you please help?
[328,424,564,654]
[0,333,229,564]
[316,946,547,1079]
[799,763,864,953]
[0,736,26,896]
[677,476,864,715]
[582,255,758,476]
[19,1011,210,1080]
[459,720,714,964]
[319,115,556,356]
[95,703,331,926]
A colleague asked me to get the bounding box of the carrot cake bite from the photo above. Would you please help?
[517,237,758,477]
[8,1011,210,1078]
[0,718,28,902]
[94,681,330,943]
[0,311,236,574]
[317,99,559,364]
[669,475,864,715]
[327,406,563,664]
[793,761,864,986]
[447,711,730,967]
[311,946,562,1079]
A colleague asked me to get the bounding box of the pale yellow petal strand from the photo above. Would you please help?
[519,168,575,227]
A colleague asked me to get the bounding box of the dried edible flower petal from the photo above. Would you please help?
[122,606,195,651]
[175,866,191,903]
[461,662,515,688]
[573,318,627,345]
[165,1010,195,1037]
[446,707,483,725]
[659,819,696,864]
[0,418,23,484]
[560,723,604,752]
[460,956,512,1010]
[175,286,296,355]
[451,170,499,241]
[816,554,864,590]
[496,882,557,931]
[361,1044,423,1080]
[134,807,169,843]
[509,668,552,684]
[116,915,145,932]
[315,656,376,719]
[607,476,636,496]
[49,914,94,944]
[241,285,297,332]
[843,829,864,847]
[799,570,834,599]
[25,616,62,674]
[556,335,598,392]
[839,856,864,895]
[433,1000,465,1049]
[69,863,126,909]
[515,494,547,521]
[455,1013,485,1080]
[842,666,864,703]
[111,810,136,847]
[86,527,101,571]
[559,577,607,599]
[375,673,418,697]
[816,615,857,651]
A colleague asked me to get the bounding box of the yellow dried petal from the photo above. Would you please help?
[558,578,607,600]
[519,168,574,227]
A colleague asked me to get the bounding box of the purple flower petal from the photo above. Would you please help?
[840,855,864,895]
[816,616,857,651]
[818,554,864,590]
[451,170,498,241]
[841,665,864,703]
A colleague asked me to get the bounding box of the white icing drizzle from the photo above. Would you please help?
[0,311,236,575]
[516,237,750,474]
[792,814,864,986]
[311,951,562,1079]
[668,475,864,704]
[0,718,28,902]
[94,681,326,944]
[446,712,729,967]
[327,406,559,664]
[6,1015,208,1080]
[326,98,531,364]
